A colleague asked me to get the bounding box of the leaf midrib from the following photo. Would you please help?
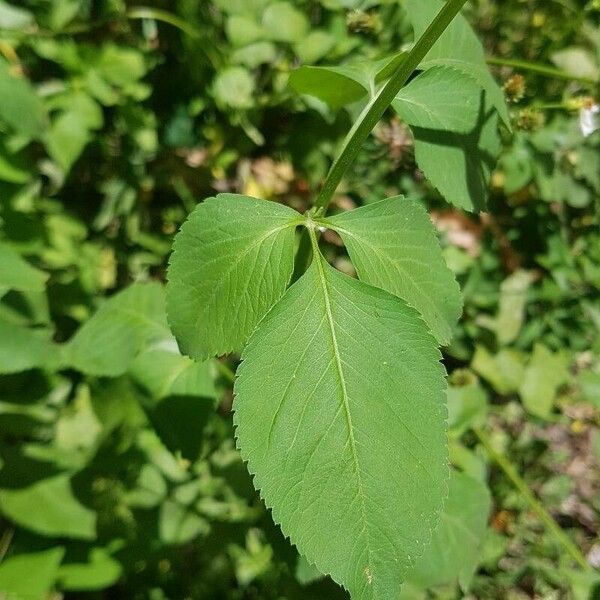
[312,244,375,594]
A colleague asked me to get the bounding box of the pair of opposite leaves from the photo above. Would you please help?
[167,193,462,600]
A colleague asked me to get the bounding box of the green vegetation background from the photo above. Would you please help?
[0,0,598,598]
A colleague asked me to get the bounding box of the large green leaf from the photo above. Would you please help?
[0,547,65,600]
[234,251,448,599]
[0,473,96,539]
[393,66,481,133]
[66,282,169,376]
[167,194,302,360]
[403,470,491,592]
[388,46,503,213]
[326,196,462,345]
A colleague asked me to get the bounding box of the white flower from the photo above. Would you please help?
[579,103,600,137]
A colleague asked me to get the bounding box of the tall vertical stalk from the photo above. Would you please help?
[313,0,470,213]
[474,427,591,571]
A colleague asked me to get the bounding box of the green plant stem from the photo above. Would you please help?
[0,527,14,563]
[126,7,221,69]
[531,101,575,110]
[126,7,201,38]
[313,0,470,213]
[486,56,598,86]
[474,427,591,572]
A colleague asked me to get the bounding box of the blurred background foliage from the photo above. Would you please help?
[0,0,599,598]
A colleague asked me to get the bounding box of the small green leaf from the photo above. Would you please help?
[231,41,277,68]
[551,47,599,82]
[0,547,65,600]
[447,370,488,437]
[66,282,169,376]
[57,547,122,591]
[167,194,302,360]
[0,320,59,374]
[327,196,462,345]
[213,66,255,110]
[0,59,46,138]
[46,110,91,173]
[130,343,217,400]
[159,499,209,544]
[393,66,481,133]
[294,30,336,64]
[262,1,309,43]
[496,270,533,345]
[0,243,47,297]
[0,473,96,540]
[234,251,447,599]
[213,0,269,15]
[519,344,571,419]
[0,1,34,29]
[289,54,407,109]
[472,346,526,395]
[289,65,368,108]
[226,15,265,47]
[395,15,506,212]
[579,370,600,408]
[404,470,491,592]
[0,140,30,184]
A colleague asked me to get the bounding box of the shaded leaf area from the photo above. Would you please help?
[0,280,222,598]
[406,91,501,212]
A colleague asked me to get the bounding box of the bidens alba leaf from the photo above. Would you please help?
[234,247,448,600]
[393,66,481,133]
[167,194,302,360]
[326,196,462,345]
